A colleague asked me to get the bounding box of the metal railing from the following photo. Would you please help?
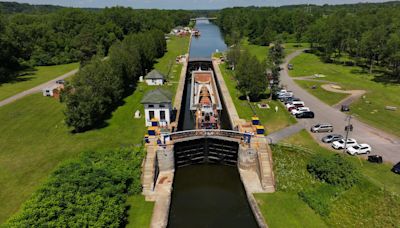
[168,129,243,141]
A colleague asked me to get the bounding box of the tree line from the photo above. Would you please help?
[0,5,192,83]
[217,2,400,79]
[64,29,166,132]
[6,148,144,227]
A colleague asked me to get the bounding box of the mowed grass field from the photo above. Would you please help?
[219,63,297,133]
[0,36,189,223]
[290,53,400,137]
[242,39,309,62]
[255,130,400,227]
[0,62,79,101]
[295,80,348,105]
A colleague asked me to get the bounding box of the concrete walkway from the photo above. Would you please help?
[282,50,400,164]
[0,68,79,107]
[266,123,304,144]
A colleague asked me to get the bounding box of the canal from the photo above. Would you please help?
[168,19,258,228]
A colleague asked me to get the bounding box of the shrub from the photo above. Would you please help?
[307,154,360,189]
[299,184,342,216]
[6,148,144,227]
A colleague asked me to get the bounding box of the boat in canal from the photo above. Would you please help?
[189,68,222,129]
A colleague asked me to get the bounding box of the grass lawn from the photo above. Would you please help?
[241,39,310,62]
[125,195,154,228]
[0,62,79,101]
[0,35,189,224]
[219,62,297,133]
[294,80,348,106]
[255,192,327,228]
[256,130,400,227]
[290,53,400,137]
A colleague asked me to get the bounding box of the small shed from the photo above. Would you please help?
[144,70,165,86]
[141,88,173,127]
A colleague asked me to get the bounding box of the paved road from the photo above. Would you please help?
[0,68,79,108]
[281,50,400,164]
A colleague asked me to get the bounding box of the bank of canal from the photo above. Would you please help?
[168,19,258,227]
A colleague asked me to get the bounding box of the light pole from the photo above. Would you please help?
[343,115,353,153]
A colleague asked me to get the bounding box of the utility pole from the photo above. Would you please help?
[343,115,353,153]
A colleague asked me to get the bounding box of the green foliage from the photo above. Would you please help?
[307,154,360,189]
[0,5,191,83]
[6,148,144,227]
[299,184,342,217]
[235,49,267,100]
[217,3,400,79]
[65,30,166,132]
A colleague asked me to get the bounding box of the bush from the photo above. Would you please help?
[307,154,360,189]
[299,184,342,216]
[6,148,144,227]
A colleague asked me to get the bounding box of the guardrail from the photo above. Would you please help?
[168,129,243,141]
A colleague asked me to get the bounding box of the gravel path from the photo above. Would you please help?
[279,50,400,164]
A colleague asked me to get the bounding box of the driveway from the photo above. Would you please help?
[280,50,400,164]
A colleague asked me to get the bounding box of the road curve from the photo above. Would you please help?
[281,50,400,164]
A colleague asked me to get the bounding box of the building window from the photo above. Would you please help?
[149,111,155,120]
[159,104,165,108]
[160,111,166,121]
[148,105,154,108]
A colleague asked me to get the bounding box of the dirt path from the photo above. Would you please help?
[320,84,366,109]
[293,76,367,108]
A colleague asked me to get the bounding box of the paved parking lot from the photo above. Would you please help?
[280,50,400,164]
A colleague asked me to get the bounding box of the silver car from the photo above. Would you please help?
[311,124,333,133]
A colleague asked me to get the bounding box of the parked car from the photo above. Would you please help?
[278,92,293,100]
[295,111,315,119]
[56,79,65,84]
[346,144,372,155]
[288,63,294,70]
[322,134,343,143]
[283,97,300,104]
[332,138,357,150]
[341,105,350,112]
[291,107,310,115]
[392,162,400,174]
[286,101,304,109]
[367,155,383,164]
[311,124,333,133]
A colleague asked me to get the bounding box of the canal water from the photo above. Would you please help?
[168,19,258,228]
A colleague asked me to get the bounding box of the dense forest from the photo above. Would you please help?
[0,4,192,82]
[217,2,400,79]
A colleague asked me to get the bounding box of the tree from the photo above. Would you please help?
[236,50,267,100]
[269,40,284,99]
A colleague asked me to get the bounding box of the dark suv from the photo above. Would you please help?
[392,162,400,174]
[296,111,314,119]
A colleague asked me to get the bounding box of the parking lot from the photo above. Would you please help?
[279,50,400,164]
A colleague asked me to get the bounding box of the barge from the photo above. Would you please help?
[190,69,222,129]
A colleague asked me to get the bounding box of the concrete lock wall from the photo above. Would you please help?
[156,147,175,172]
[238,145,258,170]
